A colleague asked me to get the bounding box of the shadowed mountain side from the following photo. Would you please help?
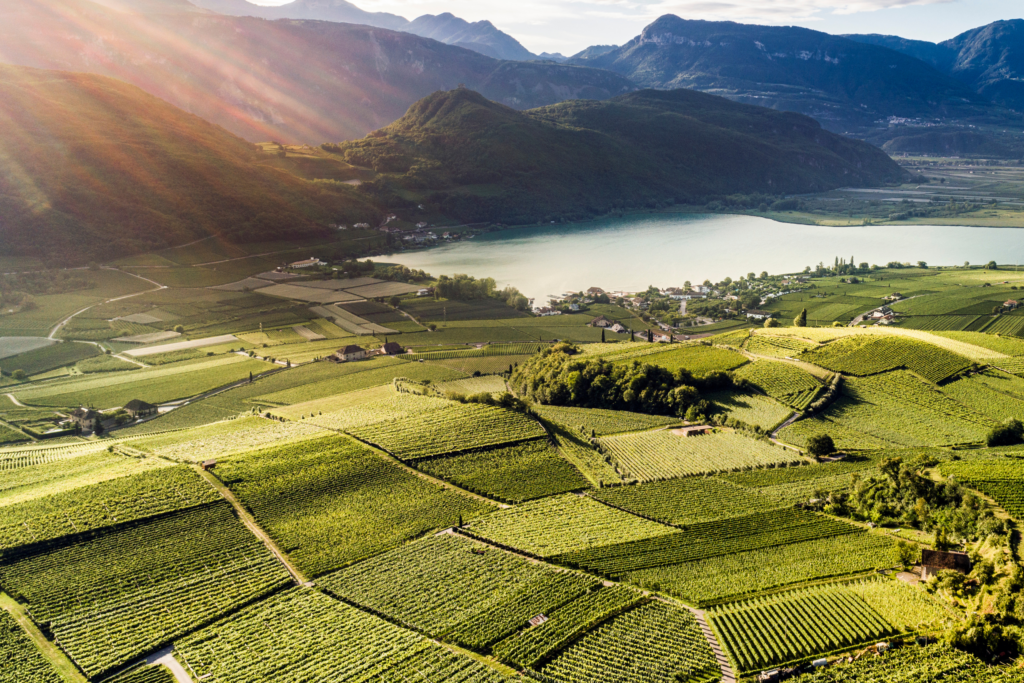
[0,65,377,263]
[569,16,995,133]
[850,20,1024,112]
[0,0,635,144]
[187,0,408,29]
[332,88,906,225]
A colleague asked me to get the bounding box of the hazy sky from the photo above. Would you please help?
[248,0,1022,55]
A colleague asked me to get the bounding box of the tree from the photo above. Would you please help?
[174,325,185,334]
[759,271,768,280]
[987,261,998,270]
[987,419,1024,447]
[93,418,105,436]
[601,328,606,343]
[917,261,928,269]
[806,434,835,457]
[794,309,807,327]
[427,323,437,331]
[11,370,26,381]
[388,296,401,308]
[896,541,919,569]
[764,318,780,329]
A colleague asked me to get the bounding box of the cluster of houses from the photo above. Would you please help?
[288,257,327,269]
[331,341,405,363]
[866,305,896,324]
[68,399,158,433]
[588,316,628,334]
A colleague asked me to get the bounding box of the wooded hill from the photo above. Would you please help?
[0,65,377,263]
[333,88,906,225]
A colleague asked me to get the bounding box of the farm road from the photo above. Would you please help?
[146,646,195,683]
[48,268,166,340]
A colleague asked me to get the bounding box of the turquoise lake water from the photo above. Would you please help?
[384,213,1024,302]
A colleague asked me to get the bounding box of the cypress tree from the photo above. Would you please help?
[601,328,606,343]
[795,309,807,327]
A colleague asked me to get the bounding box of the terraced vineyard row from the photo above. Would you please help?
[745,335,818,358]
[532,404,679,436]
[491,585,643,668]
[787,643,1024,682]
[349,403,546,459]
[177,588,508,683]
[0,610,62,683]
[628,345,749,376]
[940,457,1024,519]
[307,393,452,433]
[0,441,110,471]
[1,503,290,677]
[128,417,329,463]
[0,466,219,554]
[217,436,492,576]
[734,361,822,405]
[710,584,897,673]
[598,430,803,481]
[555,509,860,575]
[799,336,972,383]
[541,602,720,683]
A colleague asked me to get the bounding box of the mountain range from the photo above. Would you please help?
[0,0,629,144]
[335,88,904,226]
[847,20,1024,111]
[567,16,1004,134]
[186,0,551,61]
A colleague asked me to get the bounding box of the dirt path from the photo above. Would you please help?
[195,466,309,585]
[0,593,87,683]
[48,269,166,340]
[146,646,195,683]
[4,393,26,407]
[687,607,737,683]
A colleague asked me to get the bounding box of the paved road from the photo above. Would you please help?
[146,647,195,683]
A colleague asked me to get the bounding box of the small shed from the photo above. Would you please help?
[201,460,217,471]
[528,614,549,627]
[123,399,158,419]
[746,310,772,320]
[589,316,611,328]
[920,549,972,580]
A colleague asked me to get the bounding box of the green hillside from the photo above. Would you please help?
[0,65,378,263]
[335,88,906,225]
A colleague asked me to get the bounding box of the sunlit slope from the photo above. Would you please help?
[0,65,376,262]
[337,88,906,224]
[0,0,635,144]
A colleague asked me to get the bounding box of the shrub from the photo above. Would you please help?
[806,434,836,458]
[987,419,1024,447]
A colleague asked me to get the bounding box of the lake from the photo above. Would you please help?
[383,213,1024,303]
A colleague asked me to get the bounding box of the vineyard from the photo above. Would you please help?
[304,393,453,433]
[551,433,625,487]
[940,457,1024,519]
[786,643,1024,682]
[176,588,508,683]
[847,579,961,633]
[217,436,493,576]
[435,375,509,396]
[0,503,290,677]
[940,373,1024,422]
[710,584,898,673]
[107,665,176,683]
[129,418,330,462]
[464,494,677,557]
[0,466,219,555]
[417,440,591,503]
[590,477,788,526]
[348,403,546,460]
[532,404,679,436]
[553,509,862,576]
[932,330,1024,356]
[707,392,795,430]
[597,430,803,481]
[734,361,822,406]
[722,452,885,504]
[0,609,62,683]
[540,601,720,683]
[798,336,972,384]
[626,533,898,607]
[319,534,596,645]
[745,335,818,358]
[626,345,749,376]
[490,585,643,668]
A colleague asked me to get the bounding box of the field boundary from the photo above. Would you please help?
[0,592,87,683]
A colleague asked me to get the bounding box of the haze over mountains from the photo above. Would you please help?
[0,0,630,144]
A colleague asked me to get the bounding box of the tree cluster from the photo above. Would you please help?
[509,344,741,418]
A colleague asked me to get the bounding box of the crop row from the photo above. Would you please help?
[787,643,1024,682]
[306,393,452,433]
[0,441,110,471]
[1,503,290,678]
[491,585,643,669]
[348,402,546,460]
[0,610,62,683]
[217,436,493,576]
[710,584,897,673]
[551,433,625,487]
[734,361,821,400]
[745,335,818,358]
[554,509,860,576]
[590,477,788,526]
[176,588,507,683]
[532,404,678,436]
[710,393,795,431]
[417,440,591,503]
[463,494,677,558]
[0,466,219,554]
[129,417,329,463]
[940,458,1024,519]
[106,665,176,683]
[541,601,720,683]
[598,430,803,482]
[799,335,972,383]
[626,533,898,607]
[626,345,749,377]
